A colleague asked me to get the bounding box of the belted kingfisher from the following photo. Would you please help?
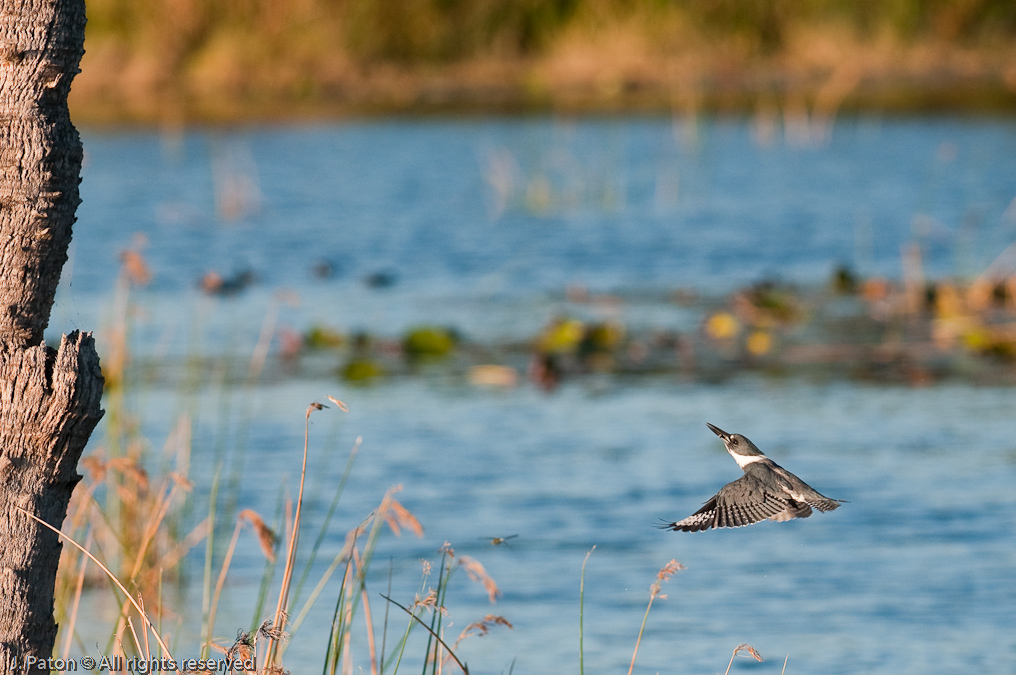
[660,423,842,532]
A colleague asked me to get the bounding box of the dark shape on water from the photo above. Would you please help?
[831,264,857,294]
[528,352,562,392]
[311,258,338,279]
[200,269,256,296]
[659,423,843,532]
[364,270,397,289]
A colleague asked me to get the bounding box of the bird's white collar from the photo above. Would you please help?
[729,452,765,469]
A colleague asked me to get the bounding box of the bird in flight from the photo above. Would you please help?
[660,423,843,532]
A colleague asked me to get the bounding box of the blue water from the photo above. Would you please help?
[56,116,1016,347]
[58,117,1016,674]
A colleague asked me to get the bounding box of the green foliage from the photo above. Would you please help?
[342,358,384,383]
[403,326,457,358]
[305,325,346,349]
[536,318,585,355]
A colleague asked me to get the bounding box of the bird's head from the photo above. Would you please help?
[706,423,765,461]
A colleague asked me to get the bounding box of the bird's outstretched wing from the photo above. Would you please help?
[658,471,796,532]
[769,464,843,513]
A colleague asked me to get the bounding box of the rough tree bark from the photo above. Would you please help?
[0,1,103,672]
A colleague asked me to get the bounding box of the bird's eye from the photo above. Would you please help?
[732,438,739,445]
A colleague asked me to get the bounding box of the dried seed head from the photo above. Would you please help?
[384,498,423,537]
[258,615,290,643]
[650,558,685,597]
[658,559,686,581]
[239,509,278,563]
[459,555,501,603]
[465,614,512,636]
[326,395,349,412]
[733,643,763,662]
[413,588,438,611]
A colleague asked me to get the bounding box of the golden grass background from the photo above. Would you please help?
[72,0,1016,123]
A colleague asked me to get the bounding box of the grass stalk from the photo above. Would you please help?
[628,559,685,675]
[422,549,450,675]
[579,546,594,675]
[386,608,416,675]
[324,556,356,675]
[19,507,174,661]
[250,484,286,633]
[381,595,469,675]
[222,295,291,530]
[199,466,222,660]
[627,600,653,675]
[204,514,244,650]
[59,528,92,663]
[319,483,418,669]
[344,571,356,674]
[139,595,152,657]
[126,475,188,586]
[379,560,393,675]
[292,523,364,634]
[267,401,324,665]
[384,565,431,675]
[126,617,143,656]
[156,571,164,655]
[291,435,361,611]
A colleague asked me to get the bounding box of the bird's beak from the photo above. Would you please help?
[706,423,730,441]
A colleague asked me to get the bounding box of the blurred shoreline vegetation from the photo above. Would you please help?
[73,0,1016,124]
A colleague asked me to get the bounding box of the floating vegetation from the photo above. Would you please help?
[735,280,802,327]
[536,317,586,355]
[342,358,384,383]
[197,264,1016,389]
[403,326,457,359]
[305,325,345,349]
[341,332,386,383]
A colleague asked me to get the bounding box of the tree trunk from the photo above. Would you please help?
[0,1,103,672]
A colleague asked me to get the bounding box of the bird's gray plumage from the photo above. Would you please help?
[660,423,842,532]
